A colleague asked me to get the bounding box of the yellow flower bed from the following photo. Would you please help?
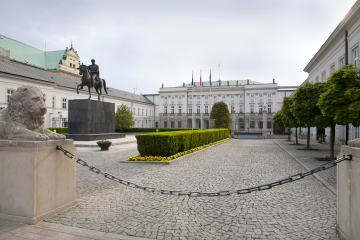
[128,138,229,162]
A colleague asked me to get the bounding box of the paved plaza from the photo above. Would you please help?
[1,137,342,239]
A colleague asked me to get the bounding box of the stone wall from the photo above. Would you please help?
[336,139,360,240]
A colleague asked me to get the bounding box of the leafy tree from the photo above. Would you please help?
[319,64,360,127]
[210,101,230,129]
[292,82,331,150]
[318,64,360,157]
[115,104,135,131]
[273,97,301,143]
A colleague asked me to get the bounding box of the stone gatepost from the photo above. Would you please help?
[231,110,236,138]
[336,139,360,240]
[262,109,267,139]
[0,139,77,224]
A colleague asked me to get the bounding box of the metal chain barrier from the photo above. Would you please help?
[56,146,352,197]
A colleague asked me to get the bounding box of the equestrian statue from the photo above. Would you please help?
[77,59,108,100]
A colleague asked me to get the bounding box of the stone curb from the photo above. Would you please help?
[75,141,137,148]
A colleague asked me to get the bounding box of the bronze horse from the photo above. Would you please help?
[77,64,108,100]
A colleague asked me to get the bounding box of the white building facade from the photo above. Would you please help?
[303,0,360,144]
[157,80,296,132]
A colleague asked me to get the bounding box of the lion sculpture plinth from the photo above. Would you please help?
[0,85,65,141]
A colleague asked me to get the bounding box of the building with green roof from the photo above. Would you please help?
[0,34,81,79]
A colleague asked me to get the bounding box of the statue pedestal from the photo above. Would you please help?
[67,99,125,141]
[0,139,77,224]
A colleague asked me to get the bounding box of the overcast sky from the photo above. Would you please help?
[1,0,357,94]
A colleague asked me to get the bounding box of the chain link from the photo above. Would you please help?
[56,145,352,197]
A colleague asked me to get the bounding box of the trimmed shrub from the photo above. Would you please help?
[117,128,199,133]
[47,127,68,134]
[136,129,229,157]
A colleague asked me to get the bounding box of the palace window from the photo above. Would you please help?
[259,121,263,129]
[142,109,144,115]
[205,106,209,114]
[52,97,55,108]
[239,118,245,129]
[339,56,345,67]
[178,106,182,114]
[239,105,244,113]
[268,105,272,113]
[164,121,167,128]
[62,98,67,109]
[189,105,192,114]
[6,89,14,103]
[250,120,255,128]
[205,96,208,99]
[197,105,200,114]
[250,104,254,113]
[171,121,175,128]
[259,93,263,98]
[171,106,174,114]
[267,93,272,97]
[259,105,263,113]
[250,94,254,98]
[352,46,359,68]
[231,95,234,98]
[197,96,200,99]
[164,106,167,114]
[178,121,182,128]
[321,71,326,82]
[330,63,335,74]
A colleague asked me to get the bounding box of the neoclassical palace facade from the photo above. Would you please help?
[155,80,296,133]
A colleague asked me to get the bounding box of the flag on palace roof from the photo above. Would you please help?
[191,71,193,86]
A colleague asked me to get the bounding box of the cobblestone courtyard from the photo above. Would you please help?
[45,139,340,239]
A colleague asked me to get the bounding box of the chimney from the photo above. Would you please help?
[273,78,275,84]
[247,79,249,85]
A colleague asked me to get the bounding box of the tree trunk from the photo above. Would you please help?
[295,127,298,145]
[288,127,291,141]
[330,124,335,160]
[307,127,311,149]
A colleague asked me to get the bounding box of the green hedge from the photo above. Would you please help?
[47,127,68,134]
[116,128,200,133]
[136,129,230,157]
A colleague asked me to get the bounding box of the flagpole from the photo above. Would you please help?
[192,70,194,130]
[218,63,220,80]
[200,70,202,129]
[210,69,212,114]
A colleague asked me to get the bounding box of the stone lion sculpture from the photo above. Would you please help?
[0,85,66,141]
